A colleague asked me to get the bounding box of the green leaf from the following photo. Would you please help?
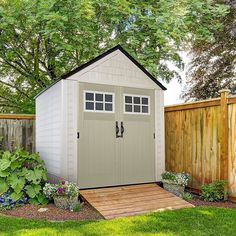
[28,197,40,205]
[25,184,41,198]
[10,192,23,201]
[0,170,10,177]
[0,178,8,194]
[26,169,43,184]
[10,160,21,171]
[0,159,11,171]
[2,151,11,160]
[37,193,48,205]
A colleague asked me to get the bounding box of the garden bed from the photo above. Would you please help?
[188,198,236,208]
[1,202,103,221]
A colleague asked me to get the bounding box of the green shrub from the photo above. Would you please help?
[0,148,48,205]
[72,203,82,212]
[201,180,227,202]
[181,192,193,201]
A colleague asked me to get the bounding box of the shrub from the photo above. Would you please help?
[0,148,48,207]
[201,180,227,202]
[43,178,79,199]
[161,171,190,187]
[181,192,193,201]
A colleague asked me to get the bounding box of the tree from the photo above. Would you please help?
[0,0,228,113]
[182,0,235,101]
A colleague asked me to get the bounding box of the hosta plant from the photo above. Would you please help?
[0,148,48,206]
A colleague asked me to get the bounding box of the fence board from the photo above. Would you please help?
[0,116,35,153]
[165,93,236,199]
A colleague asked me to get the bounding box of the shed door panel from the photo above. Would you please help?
[121,88,155,184]
[78,83,155,188]
[78,83,120,188]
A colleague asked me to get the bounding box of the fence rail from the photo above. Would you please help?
[0,114,35,153]
[165,90,236,200]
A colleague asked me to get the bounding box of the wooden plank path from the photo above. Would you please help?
[80,183,194,219]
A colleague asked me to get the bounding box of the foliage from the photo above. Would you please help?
[43,178,79,199]
[0,0,228,113]
[181,192,193,201]
[0,148,48,205]
[161,171,190,186]
[0,207,236,235]
[201,180,227,202]
[182,1,235,101]
[71,203,81,212]
[0,192,27,210]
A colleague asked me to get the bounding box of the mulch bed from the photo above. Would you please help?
[1,203,103,221]
[1,196,236,221]
[188,198,236,208]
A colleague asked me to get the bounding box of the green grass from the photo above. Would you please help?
[0,207,236,236]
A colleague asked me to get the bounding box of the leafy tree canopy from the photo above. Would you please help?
[183,0,235,101]
[0,0,228,113]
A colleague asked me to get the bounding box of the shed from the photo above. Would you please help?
[35,45,166,189]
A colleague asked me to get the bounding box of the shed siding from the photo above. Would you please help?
[155,90,165,181]
[36,81,63,178]
[62,80,78,182]
[68,51,161,89]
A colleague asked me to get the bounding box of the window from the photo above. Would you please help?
[84,91,114,113]
[124,94,150,115]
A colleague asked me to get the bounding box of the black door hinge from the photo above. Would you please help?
[153,133,155,139]
[77,132,80,139]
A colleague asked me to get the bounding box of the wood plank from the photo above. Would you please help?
[0,114,35,119]
[105,203,193,219]
[81,184,194,219]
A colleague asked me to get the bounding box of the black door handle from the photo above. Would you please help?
[115,121,124,138]
[116,121,120,138]
[121,121,124,138]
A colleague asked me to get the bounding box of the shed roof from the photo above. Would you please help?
[35,45,166,98]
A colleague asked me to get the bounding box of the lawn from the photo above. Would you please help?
[0,207,236,236]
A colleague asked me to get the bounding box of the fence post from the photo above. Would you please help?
[219,89,230,182]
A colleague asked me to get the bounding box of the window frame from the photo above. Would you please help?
[123,93,150,115]
[83,90,115,113]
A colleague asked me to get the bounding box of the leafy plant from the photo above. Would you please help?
[71,203,82,212]
[201,180,227,202]
[181,192,193,201]
[0,148,48,206]
[161,171,190,187]
[43,178,79,199]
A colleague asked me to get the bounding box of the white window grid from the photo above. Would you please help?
[123,94,150,115]
[84,90,115,113]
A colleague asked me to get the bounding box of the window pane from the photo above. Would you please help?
[95,102,103,110]
[95,93,103,101]
[86,102,94,110]
[105,94,112,102]
[125,104,132,112]
[142,97,148,105]
[134,105,141,112]
[142,106,148,113]
[105,103,112,111]
[134,97,140,104]
[125,96,132,103]
[86,93,94,101]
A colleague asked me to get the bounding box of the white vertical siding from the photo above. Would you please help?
[36,81,63,178]
[62,80,78,182]
[155,89,165,181]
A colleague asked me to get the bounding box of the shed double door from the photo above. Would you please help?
[78,83,155,188]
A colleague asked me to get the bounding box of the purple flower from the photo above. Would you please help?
[61,181,65,185]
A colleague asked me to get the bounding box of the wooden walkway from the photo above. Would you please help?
[80,183,194,219]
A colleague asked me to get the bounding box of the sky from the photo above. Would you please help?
[162,79,184,106]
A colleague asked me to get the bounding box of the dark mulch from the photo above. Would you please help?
[189,198,236,208]
[1,203,103,221]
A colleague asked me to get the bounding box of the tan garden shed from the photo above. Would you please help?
[35,45,166,189]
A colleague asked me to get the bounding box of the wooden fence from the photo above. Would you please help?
[0,114,35,153]
[165,90,236,200]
